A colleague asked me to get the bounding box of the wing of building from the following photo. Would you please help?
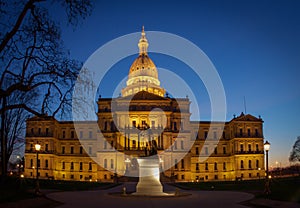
[24,28,265,182]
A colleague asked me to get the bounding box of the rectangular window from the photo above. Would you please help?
[239,128,243,136]
[110,159,114,169]
[175,159,178,169]
[196,163,199,171]
[71,131,74,138]
[62,162,65,170]
[30,159,33,168]
[223,146,226,154]
[223,132,225,139]
[45,144,49,152]
[70,162,74,170]
[195,147,199,155]
[204,131,208,139]
[181,159,184,169]
[181,175,185,180]
[205,147,208,155]
[180,140,184,149]
[104,141,107,149]
[70,146,74,154]
[104,159,107,168]
[247,129,251,137]
[214,162,217,171]
[214,147,217,154]
[223,162,226,171]
[62,131,66,138]
[205,163,208,171]
[80,131,83,139]
[174,140,177,150]
[255,129,259,137]
[80,146,83,154]
[89,162,92,171]
[248,160,252,169]
[46,128,49,136]
[62,146,65,154]
[256,144,259,152]
[38,128,41,135]
[89,147,92,154]
[111,140,114,149]
[248,144,252,152]
[256,160,259,169]
[45,159,48,168]
[173,122,177,131]
[213,131,217,139]
[79,162,83,171]
[89,131,92,139]
[132,120,136,127]
[240,144,244,152]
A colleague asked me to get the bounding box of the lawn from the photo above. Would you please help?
[174,176,300,203]
[0,176,118,203]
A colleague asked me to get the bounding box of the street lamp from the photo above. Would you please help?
[264,140,271,195]
[35,143,41,195]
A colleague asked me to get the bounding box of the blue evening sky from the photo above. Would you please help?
[50,0,300,167]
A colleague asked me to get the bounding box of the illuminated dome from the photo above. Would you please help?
[122,27,165,97]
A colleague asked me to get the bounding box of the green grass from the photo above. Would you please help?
[0,176,118,203]
[174,176,300,203]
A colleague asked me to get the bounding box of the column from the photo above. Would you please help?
[138,133,140,150]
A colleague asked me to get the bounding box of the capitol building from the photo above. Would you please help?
[24,28,265,182]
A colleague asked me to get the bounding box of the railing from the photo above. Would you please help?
[26,133,53,137]
[235,150,264,154]
[234,133,262,138]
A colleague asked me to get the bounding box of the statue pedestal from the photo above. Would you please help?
[132,158,168,196]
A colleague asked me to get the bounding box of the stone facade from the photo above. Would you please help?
[24,28,265,182]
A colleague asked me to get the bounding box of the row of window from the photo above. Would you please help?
[240,160,260,169]
[61,146,91,154]
[62,162,93,171]
[195,128,261,140]
[240,144,260,152]
[194,172,261,181]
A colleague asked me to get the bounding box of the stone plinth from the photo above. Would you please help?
[132,158,168,196]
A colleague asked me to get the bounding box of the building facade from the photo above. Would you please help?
[24,28,266,182]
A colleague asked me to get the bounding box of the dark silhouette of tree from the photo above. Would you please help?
[289,136,300,163]
[0,0,93,178]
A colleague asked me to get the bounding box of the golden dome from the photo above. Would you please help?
[128,54,158,79]
[122,26,165,97]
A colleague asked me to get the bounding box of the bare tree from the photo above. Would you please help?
[0,0,93,178]
[289,136,300,163]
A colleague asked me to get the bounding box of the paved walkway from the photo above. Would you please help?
[47,183,255,208]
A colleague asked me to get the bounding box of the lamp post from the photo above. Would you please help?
[264,140,271,195]
[125,158,131,175]
[35,143,41,195]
